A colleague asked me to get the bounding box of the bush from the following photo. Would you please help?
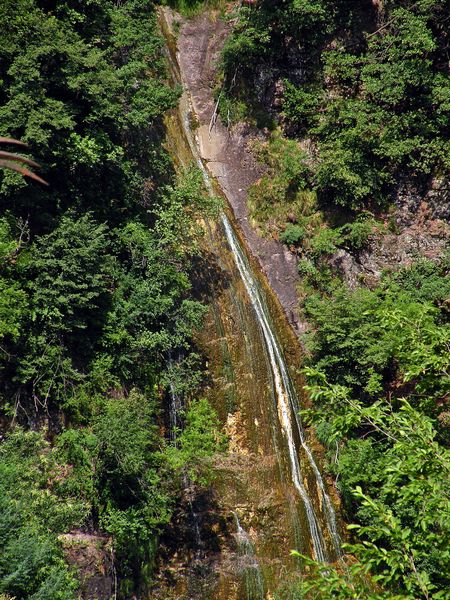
[298,258,317,278]
[0,429,82,599]
[248,135,313,232]
[282,81,321,132]
[304,261,450,406]
[166,398,225,485]
[280,223,305,246]
[308,227,343,257]
[340,217,376,252]
[315,142,384,209]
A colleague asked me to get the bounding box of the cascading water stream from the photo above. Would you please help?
[158,10,341,576]
[166,357,205,560]
[176,94,340,563]
[183,473,205,559]
[167,358,182,444]
[221,218,329,562]
[168,380,178,444]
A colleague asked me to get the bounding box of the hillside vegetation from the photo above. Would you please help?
[221,0,448,209]
[0,1,221,597]
[222,1,449,598]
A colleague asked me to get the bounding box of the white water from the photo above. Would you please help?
[172,65,340,561]
[222,217,327,561]
[169,383,177,442]
[168,378,180,444]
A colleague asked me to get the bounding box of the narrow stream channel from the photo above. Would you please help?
[158,8,341,596]
[221,216,340,562]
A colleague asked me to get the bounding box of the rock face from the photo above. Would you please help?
[167,9,449,325]
[174,11,304,334]
[396,177,450,226]
[151,486,230,600]
[424,177,450,222]
[330,193,449,289]
[60,532,115,600]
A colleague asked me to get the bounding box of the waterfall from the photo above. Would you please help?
[159,8,341,573]
[233,513,265,600]
[168,368,181,444]
[176,96,340,563]
[221,217,341,560]
[184,473,205,559]
[168,380,178,443]
[167,357,205,560]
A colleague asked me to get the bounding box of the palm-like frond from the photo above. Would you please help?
[0,137,48,186]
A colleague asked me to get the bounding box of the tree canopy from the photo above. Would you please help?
[0,0,222,596]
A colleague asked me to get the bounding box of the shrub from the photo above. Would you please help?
[166,398,225,485]
[298,258,317,278]
[340,217,376,252]
[282,81,321,132]
[308,227,343,257]
[280,223,305,246]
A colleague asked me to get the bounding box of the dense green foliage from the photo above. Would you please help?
[274,260,449,599]
[297,259,450,598]
[0,431,80,599]
[222,15,449,594]
[166,397,226,484]
[0,0,222,597]
[222,0,449,209]
[305,259,450,407]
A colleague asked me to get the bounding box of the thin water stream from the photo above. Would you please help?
[221,217,340,562]
[157,8,342,597]
[233,513,265,600]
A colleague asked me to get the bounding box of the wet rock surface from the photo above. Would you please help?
[151,486,230,600]
[153,13,346,589]
[175,11,304,334]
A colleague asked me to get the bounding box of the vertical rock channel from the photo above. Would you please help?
[157,8,342,598]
